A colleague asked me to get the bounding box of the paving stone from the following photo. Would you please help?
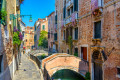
[13,54,41,80]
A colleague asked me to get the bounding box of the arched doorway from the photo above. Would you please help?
[92,50,103,80]
[51,69,85,80]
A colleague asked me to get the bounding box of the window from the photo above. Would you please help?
[35,26,36,31]
[94,21,101,39]
[71,6,73,14]
[0,55,3,73]
[98,0,103,7]
[63,30,65,40]
[67,49,69,54]
[81,47,87,61]
[117,68,120,75]
[74,0,78,11]
[54,33,57,41]
[74,27,78,40]
[67,9,70,16]
[55,15,57,24]
[42,25,45,30]
[63,6,66,19]
[48,32,50,39]
[74,48,78,57]
[117,67,120,78]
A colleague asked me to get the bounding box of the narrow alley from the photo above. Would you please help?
[13,54,41,80]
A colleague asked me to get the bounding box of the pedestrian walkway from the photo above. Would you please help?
[13,54,41,80]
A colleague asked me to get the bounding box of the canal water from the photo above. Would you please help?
[51,69,86,80]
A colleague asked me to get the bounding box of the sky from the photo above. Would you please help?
[20,0,55,27]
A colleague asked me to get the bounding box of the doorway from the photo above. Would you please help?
[0,55,3,73]
[92,50,103,80]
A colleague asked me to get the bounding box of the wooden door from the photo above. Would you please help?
[94,62,103,80]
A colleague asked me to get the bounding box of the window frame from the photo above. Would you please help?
[63,30,66,40]
[42,25,45,30]
[93,20,102,39]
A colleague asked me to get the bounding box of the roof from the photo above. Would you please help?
[48,11,55,17]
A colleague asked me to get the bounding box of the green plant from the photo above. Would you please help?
[38,30,48,48]
[68,36,73,55]
[41,54,46,59]
[74,53,78,57]
[13,29,23,47]
[85,72,90,80]
[0,8,7,25]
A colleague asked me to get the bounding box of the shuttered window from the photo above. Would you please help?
[94,21,101,39]
[42,25,45,30]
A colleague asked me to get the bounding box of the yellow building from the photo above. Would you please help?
[24,26,34,51]
[40,17,48,32]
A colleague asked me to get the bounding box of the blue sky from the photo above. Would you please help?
[20,0,55,27]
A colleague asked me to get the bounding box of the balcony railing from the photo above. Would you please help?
[66,0,74,8]
[64,11,78,26]
[91,0,103,11]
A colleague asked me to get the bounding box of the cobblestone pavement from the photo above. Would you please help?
[13,54,41,80]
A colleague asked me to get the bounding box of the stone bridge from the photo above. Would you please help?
[42,54,89,80]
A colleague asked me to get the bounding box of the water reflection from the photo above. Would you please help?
[51,69,86,80]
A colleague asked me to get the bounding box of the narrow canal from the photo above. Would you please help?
[51,69,86,80]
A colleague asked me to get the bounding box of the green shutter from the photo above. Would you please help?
[42,25,45,30]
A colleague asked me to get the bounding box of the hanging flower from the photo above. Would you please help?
[19,32,23,41]
[14,27,18,32]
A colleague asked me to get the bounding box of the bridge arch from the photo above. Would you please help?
[51,69,86,80]
[42,54,89,80]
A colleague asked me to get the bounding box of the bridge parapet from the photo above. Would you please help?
[42,53,89,80]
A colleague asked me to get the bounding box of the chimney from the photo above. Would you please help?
[46,16,48,20]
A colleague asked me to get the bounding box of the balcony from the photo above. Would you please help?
[66,0,74,8]
[64,11,78,26]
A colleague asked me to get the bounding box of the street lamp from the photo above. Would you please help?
[10,14,33,22]
[29,16,32,22]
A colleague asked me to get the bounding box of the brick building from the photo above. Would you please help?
[24,26,34,52]
[0,0,24,80]
[56,0,120,80]
[48,12,58,52]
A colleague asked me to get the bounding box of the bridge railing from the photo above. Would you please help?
[29,54,41,69]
